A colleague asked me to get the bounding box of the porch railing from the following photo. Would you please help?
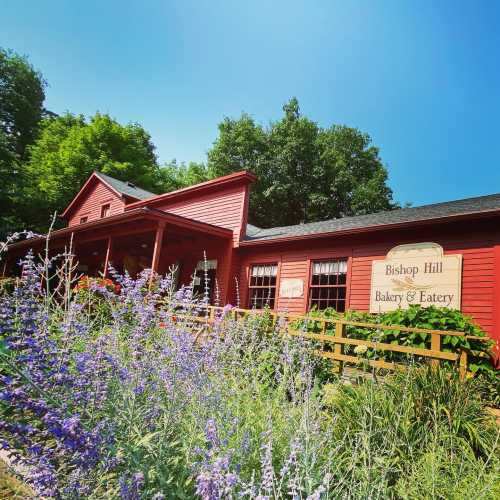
[176,305,493,379]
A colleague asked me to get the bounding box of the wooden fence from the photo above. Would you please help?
[177,305,493,379]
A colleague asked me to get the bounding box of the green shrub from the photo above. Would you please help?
[296,305,496,381]
[395,446,500,500]
[0,277,16,296]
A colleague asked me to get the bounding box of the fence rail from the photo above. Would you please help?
[176,304,493,379]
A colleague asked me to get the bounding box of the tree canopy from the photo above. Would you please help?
[0,48,46,234]
[208,98,397,227]
[23,113,162,231]
[0,46,399,235]
[158,160,212,193]
[0,48,46,159]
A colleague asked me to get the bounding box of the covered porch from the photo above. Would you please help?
[5,207,235,304]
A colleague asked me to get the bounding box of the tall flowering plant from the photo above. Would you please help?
[0,236,498,499]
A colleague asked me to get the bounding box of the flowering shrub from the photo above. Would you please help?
[0,247,498,498]
[73,275,121,295]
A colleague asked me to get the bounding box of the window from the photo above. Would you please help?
[100,204,111,218]
[193,259,218,303]
[308,259,348,312]
[248,263,278,309]
[80,216,88,224]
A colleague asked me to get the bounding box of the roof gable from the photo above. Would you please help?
[94,172,155,201]
[61,171,155,218]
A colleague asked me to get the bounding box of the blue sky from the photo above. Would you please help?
[2,0,499,207]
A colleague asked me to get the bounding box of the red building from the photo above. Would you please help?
[5,170,500,344]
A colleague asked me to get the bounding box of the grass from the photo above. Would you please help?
[0,457,35,499]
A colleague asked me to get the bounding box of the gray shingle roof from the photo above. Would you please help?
[95,171,155,200]
[244,192,500,242]
[245,223,263,237]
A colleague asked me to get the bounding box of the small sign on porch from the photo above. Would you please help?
[279,278,304,298]
[370,243,462,313]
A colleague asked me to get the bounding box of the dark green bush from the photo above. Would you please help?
[0,277,16,296]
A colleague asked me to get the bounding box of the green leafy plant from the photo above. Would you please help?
[296,305,496,386]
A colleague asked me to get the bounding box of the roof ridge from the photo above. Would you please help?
[125,170,257,210]
[94,171,156,199]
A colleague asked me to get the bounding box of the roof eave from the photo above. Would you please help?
[239,209,500,247]
[126,170,257,210]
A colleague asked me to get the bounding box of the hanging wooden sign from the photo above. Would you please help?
[279,278,304,298]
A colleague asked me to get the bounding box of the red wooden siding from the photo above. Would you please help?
[153,185,248,244]
[237,222,500,342]
[238,246,353,315]
[494,245,500,355]
[67,180,125,227]
[349,243,496,336]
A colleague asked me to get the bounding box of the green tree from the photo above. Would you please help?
[0,48,46,235]
[208,98,397,227]
[158,160,212,192]
[0,48,46,158]
[23,112,161,231]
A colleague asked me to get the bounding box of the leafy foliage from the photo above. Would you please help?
[208,98,398,227]
[0,48,45,159]
[0,48,46,236]
[22,113,161,231]
[298,305,497,401]
[158,160,212,192]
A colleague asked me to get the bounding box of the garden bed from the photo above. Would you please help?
[1,257,499,498]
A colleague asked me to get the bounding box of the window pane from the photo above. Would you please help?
[249,263,277,309]
[308,258,348,313]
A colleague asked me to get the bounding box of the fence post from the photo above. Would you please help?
[334,321,345,376]
[321,320,327,335]
[459,350,468,380]
[430,332,440,370]
[320,319,327,351]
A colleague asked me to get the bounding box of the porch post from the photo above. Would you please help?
[1,258,8,277]
[220,238,235,305]
[150,221,166,287]
[103,236,113,278]
[67,232,77,292]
